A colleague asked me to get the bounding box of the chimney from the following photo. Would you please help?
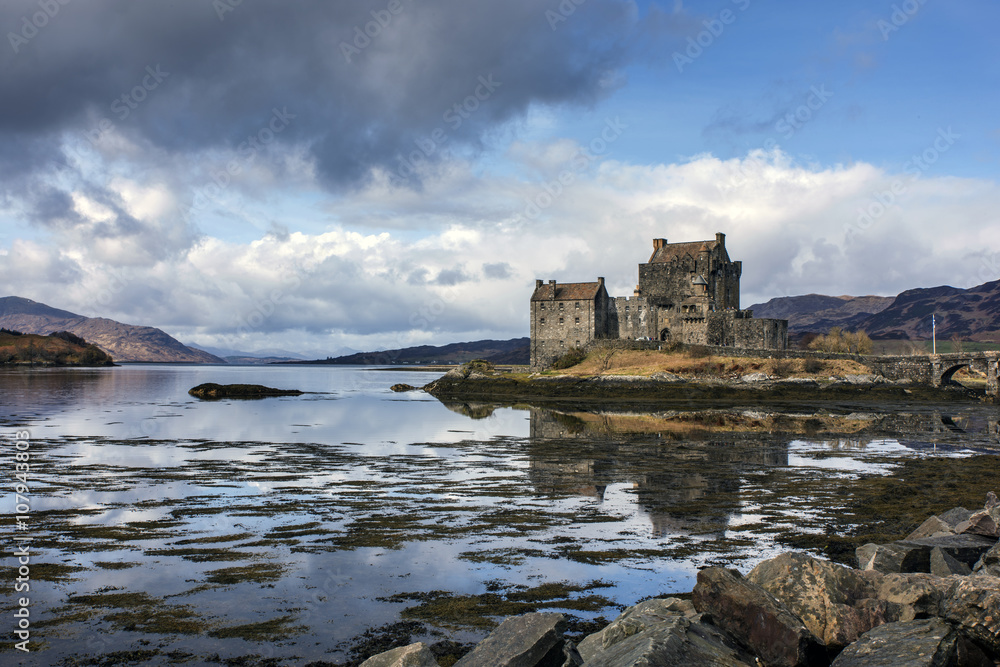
[597,277,605,287]
[716,232,725,248]
[549,280,557,285]
[536,279,543,289]
[653,238,667,250]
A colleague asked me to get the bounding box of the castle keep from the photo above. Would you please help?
[530,233,788,368]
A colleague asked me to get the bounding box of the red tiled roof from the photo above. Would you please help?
[531,281,603,301]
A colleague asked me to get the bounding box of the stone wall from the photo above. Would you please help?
[607,296,653,340]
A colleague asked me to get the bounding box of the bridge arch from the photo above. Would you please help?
[940,363,971,386]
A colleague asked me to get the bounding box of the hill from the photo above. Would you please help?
[749,279,1000,342]
[0,329,114,366]
[859,279,1000,340]
[0,297,224,363]
[749,294,895,334]
[286,338,530,366]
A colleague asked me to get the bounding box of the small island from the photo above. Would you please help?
[188,383,304,400]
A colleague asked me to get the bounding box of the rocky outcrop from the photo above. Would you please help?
[360,494,1000,667]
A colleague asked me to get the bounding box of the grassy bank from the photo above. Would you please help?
[423,350,984,405]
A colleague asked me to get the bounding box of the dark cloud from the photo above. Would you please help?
[482,261,512,279]
[0,0,654,190]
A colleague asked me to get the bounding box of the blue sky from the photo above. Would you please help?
[0,0,997,355]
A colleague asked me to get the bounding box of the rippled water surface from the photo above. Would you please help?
[1,365,998,665]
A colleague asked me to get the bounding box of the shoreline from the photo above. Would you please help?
[422,370,987,406]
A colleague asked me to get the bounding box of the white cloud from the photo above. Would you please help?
[3,145,998,354]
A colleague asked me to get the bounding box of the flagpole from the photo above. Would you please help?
[932,314,936,354]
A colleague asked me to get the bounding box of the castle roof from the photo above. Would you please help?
[648,239,719,263]
[531,281,604,301]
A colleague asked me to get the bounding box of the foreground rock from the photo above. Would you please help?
[453,612,579,667]
[693,566,829,666]
[390,383,417,392]
[187,383,304,399]
[830,618,957,667]
[359,642,439,667]
[746,551,889,649]
[582,615,756,667]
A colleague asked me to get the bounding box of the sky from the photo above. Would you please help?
[1,0,998,356]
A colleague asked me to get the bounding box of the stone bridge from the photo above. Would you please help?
[866,352,999,396]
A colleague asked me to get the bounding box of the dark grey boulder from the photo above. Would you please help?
[858,535,996,573]
[856,542,926,573]
[454,612,578,667]
[577,598,696,663]
[938,507,974,529]
[830,618,956,667]
[692,567,828,667]
[929,547,972,577]
[582,615,755,667]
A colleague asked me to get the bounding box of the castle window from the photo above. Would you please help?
[559,317,564,324]
[575,340,580,346]
[540,318,545,324]
[540,303,546,310]
[575,302,580,309]
[559,303,564,310]
[574,317,580,324]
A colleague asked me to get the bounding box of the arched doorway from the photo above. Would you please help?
[659,328,671,342]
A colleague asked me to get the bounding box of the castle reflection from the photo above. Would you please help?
[439,400,1000,539]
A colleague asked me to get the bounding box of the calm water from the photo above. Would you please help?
[1,365,998,665]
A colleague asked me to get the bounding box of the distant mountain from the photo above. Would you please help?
[0,297,225,363]
[286,337,530,365]
[749,294,895,334]
[749,279,1000,341]
[859,279,1000,340]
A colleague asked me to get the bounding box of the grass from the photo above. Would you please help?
[544,349,871,379]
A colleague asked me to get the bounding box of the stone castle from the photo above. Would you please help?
[530,233,788,368]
